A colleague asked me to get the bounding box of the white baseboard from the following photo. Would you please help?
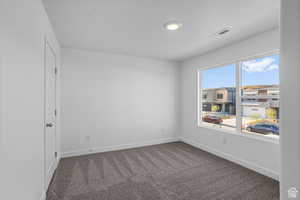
[43,155,61,200]
[62,138,179,158]
[39,192,46,200]
[180,137,279,181]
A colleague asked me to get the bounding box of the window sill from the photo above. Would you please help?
[197,123,279,145]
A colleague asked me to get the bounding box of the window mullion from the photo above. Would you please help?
[235,62,242,133]
[197,70,202,126]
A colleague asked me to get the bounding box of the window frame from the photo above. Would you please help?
[197,50,280,143]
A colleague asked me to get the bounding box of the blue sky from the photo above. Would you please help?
[201,54,279,89]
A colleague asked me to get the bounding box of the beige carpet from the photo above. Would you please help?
[47,142,279,200]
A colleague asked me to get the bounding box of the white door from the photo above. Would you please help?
[44,41,57,188]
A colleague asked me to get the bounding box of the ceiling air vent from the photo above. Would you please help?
[216,27,231,36]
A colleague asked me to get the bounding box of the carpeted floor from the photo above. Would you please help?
[47,142,279,200]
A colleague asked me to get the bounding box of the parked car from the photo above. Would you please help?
[202,115,223,124]
[246,123,279,135]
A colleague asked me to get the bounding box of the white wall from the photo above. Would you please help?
[179,29,280,179]
[0,1,61,200]
[280,1,300,199]
[61,48,180,156]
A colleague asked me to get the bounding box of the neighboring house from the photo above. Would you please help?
[202,85,279,119]
[202,87,236,115]
[242,85,279,119]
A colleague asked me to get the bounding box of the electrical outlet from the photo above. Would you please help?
[288,187,298,198]
[222,138,227,145]
[161,128,166,135]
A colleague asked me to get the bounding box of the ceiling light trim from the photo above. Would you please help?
[164,21,183,31]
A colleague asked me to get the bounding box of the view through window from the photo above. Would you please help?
[241,54,279,137]
[199,53,280,138]
[200,64,236,131]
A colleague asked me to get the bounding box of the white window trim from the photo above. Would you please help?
[197,50,280,144]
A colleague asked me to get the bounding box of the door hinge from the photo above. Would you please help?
[54,67,58,75]
[54,109,57,116]
[55,152,57,158]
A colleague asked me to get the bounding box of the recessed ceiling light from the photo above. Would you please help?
[164,21,183,31]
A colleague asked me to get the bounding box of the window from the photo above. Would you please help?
[217,94,223,99]
[199,64,236,131]
[198,53,280,138]
[241,54,279,137]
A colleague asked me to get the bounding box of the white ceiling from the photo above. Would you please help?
[43,0,279,61]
